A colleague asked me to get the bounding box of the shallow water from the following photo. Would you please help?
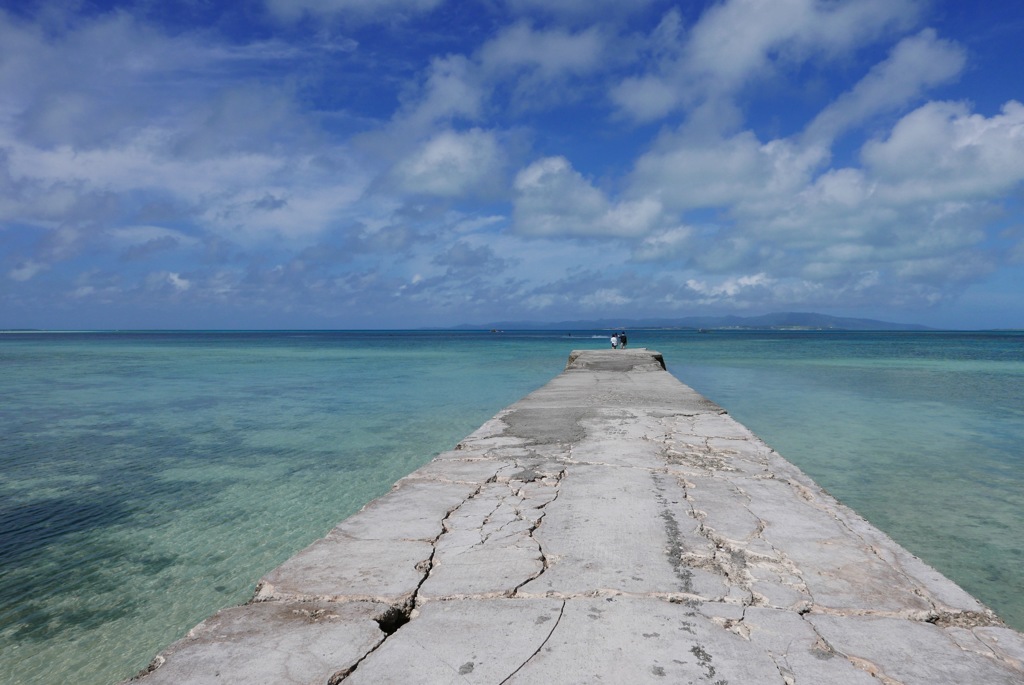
[1,330,1021,684]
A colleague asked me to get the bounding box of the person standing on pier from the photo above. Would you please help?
[619,331,628,348]
[611,333,619,349]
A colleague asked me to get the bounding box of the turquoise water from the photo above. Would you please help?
[1,330,1022,684]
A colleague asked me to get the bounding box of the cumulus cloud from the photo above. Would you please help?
[687,0,920,87]
[480,22,605,78]
[472,22,613,111]
[513,156,665,237]
[512,156,605,235]
[399,55,486,131]
[632,226,695,262]
[0,6,375,285]
[579,288,630,308]
[628,130,826,212]
[863,100,1024,199]
[609,75,681,123]
[431,241,510,280]
[686,273,773,300]
[618,92,1024,310]
[384,21,613,139]
[804,29,966,144]
[367,22,609,181]
[4,130,366,247]
[4,0,1023,327]
[391,128,505,197]
[612,0,923,123]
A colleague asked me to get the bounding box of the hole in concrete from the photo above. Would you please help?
[375,605,412,635]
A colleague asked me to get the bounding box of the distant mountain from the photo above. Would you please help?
[459,312,931,331]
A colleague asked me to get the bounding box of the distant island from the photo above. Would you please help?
[458,312,932,332]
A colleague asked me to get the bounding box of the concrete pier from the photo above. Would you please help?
[130,349,1024,684]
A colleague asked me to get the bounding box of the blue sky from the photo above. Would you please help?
[2,0,1023,329]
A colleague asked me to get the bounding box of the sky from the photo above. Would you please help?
[2,0,1023,330]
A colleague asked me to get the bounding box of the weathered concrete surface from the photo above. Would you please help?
[130,349,1024,684]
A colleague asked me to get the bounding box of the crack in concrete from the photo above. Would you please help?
[657,411,990,684]
[797,613,908,685]
[767,652,798,685]
[777,474,1001,629]
[473,495,507,549]
[134,352,1024,685]
[969,629,1024,670]
[659,414,982,631]
[790,480,944,617]
[326,629,387,684]
[510,468,565,597]
[330,485,485,683]
[729,496,813,612]
[498,599,566,684]
[328,388,1021,681]
[844,656,906,685]
[673,476,756,605]
[759,624,800,684]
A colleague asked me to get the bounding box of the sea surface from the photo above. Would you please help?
[1,329,1021,684]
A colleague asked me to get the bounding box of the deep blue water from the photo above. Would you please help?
[1,329,1021,684]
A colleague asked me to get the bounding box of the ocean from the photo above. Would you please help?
[1,330,1021,684]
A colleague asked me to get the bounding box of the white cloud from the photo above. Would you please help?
[7,134,278,197]
[513,156,607,235]
[441,229,622,304]
[863,100,1024,200]
[612,0,923,123]
[385,22,612,141]
[0,12,315,151]
[628,130,826,212]
[3,1,1023,327]
[685,273,774,301]
[621,86,1022,308]
[513,156,666,238]
[377,22,608,163]
[632,226,695,262]
[579,288,630,308]
[392,128,504,197]
[142,270,194,295]
[685,0,921,91]
[609,76,680,123]
[204,182,368,242]
[473,22,613,111]
[523,293,557,310]
[4,131,367,246]
[804,29,966,144]
[167,272,191,292]
[398,55,486,133]
[0,9,372,254]
[801,168,871,208]
[480,22,605,78]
